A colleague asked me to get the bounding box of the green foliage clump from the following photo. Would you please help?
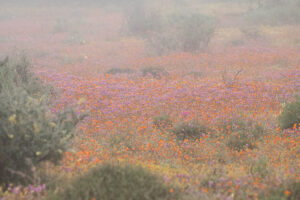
[0,57,84,187]
[259,181,300,200]
[106,67,136,75]
[218,118,265,151]
[172,121,210,141]
[153,114,173,129]
[141,66,169,79]
[278,99,300,130]
[249,157,269,178]
[47,163,181,200]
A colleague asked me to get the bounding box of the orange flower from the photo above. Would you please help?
[284,190,291,196]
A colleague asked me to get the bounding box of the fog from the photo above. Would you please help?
[1,0,299,73]
[1,0,300,199]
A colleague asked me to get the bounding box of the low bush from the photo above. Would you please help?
[218,118,265,151]
[153,114,173,129]
[172,121,210,141]
[259,181,300,200]
[0,56,85,187]
[278,99,300,130]
[249,157,269,178]
[47,163,181,200]
[106,67,136,75]
[141,66,169,79]
[187,71,203,78]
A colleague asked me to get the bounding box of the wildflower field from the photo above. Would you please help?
[0,0,299,199]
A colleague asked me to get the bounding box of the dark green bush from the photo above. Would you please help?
[47,163,181,200]
[141,66,169,79]
[0,57,85,187]
[172,121,210,141]
[106,67,136,75]
[218,118,265,151]
[278,99,300,130]
[153,114,173,129]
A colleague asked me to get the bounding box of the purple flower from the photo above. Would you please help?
[182,111,189,117]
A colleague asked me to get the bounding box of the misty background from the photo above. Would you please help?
[1,0,299,74]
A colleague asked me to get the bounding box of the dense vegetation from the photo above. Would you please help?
[0,57,84,187]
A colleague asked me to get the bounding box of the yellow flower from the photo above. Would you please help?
[49,122,57,127]
[77,97,86,105]
[8,134,14,139]
[33,122,39,133]
[8,114,16,125]
[36,152,41,156]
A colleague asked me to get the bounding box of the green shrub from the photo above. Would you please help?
[0,57,85,187]
[249,157,269,178]
[153,114,173,129]
[226,132,257,151]
[218,118,265,151]
[172,121,210,141]
[106,67,136,75]
[47,163,181,200]
[259,181,300,200]
[141,66,169,79]
[278,99,300,130]
[218,118,264,138]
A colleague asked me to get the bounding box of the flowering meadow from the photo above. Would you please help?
[0,1,300,199]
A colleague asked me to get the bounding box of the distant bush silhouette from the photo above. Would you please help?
[148,13,216,54]
[244,1,300,26]
[106,67,136,75]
